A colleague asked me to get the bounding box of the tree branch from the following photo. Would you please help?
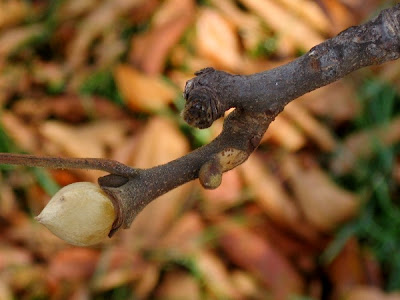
[0,153,138,177]
[1,4,400,235]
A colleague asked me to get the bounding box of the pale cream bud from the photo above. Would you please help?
[36,182,116,247]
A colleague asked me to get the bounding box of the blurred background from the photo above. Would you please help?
[1,0,400,299]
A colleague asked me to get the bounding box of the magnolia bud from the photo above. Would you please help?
[36,182,116,247]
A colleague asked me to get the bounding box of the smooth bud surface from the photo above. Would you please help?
[36,182,116,246]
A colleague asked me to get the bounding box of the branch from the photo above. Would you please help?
[1,4,400,236]
[0,153,139,177]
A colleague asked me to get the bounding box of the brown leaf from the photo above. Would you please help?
[239,155,301,228]
[68,285,91,300]
[0,245,32,271]
[340,0,382,21]
[345,286,400,300]
[196,8,242,71]
[320,0,355,34]
[283,101,338,152]
[57,0,100,19]
[0,178,18,220]
[8,265,47,295]
[217,219,303,300]
[231,270,267,300]
[0,65,29,104]
[210,0,268,54]
[129,0,195,75]
[66,0,147,69]
[91,247,151,292]
[40,120,129,158]
[327,238,369,298]
[243,203,324,253]
[114,64,176,113]
[0,281,13,300]
[5,214,66,256]
[282,154,359,232]
[158,212,205,256]
[47,248,100,287]
[299,80,359,123]
[262,114,306,151]
[0,0,29,29]
[273,0,331,34]
[239,0,324,51]
[128,0,160,25]
[194,250,241,299]
[201,168,243,215]
[155,270,201,300]
[1,112,39,152]
[251,218,322,271]
[134,264,160,300]
[31,60,66,89]
[0,25,44,62]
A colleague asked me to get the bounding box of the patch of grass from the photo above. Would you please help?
[79,70,124,106]
[248,36,278,58]
[93,285,133,300]
[325,78,400,290]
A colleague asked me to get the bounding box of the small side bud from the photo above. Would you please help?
[199,157,222,189]
[36,182,116,247]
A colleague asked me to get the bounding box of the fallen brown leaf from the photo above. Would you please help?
[262,114,306,151]
[217,219,303,300]
[194,250,241,299]
[129,0,195,75]
[134,263,160,300]
[114,64,176,113]
[0,0,29,29]
[0,281,12,300]
[239,155,301,228]
[282,154,359,232]
[0,177,18,220]
[91,247,151,292]
[239,0,324,51]
[155,270,201,300]
[283,101,338,152]
[1,112,39,152]
[321,0,355,34]
[40,120,129,158]
[196,8,242,72]
[201,168,243,215]
[346,286,400,300]
[67,0,147,69]
[157,212,205,256]
[210,0,267,54]
[231,270,267,300]
[274,0,331,34]
[47,247,100,289]
[0,25,44,62]
[7,265,47,296]
[299,80,359,123]
[0,245,32,271]
[327,238,370,298]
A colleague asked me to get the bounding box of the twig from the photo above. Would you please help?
[0,153,139,177]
